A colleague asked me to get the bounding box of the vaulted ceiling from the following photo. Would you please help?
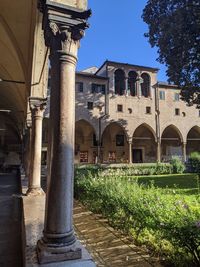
[0,0,38,129]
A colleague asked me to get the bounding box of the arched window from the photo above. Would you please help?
[128,71,137,96]
[141,73,150,97]
[114,69,125,95]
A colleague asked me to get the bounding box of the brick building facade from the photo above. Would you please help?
[73,60,200,164]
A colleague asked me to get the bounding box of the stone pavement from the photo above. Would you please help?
[0,172,23,267]
[73,201,164,267]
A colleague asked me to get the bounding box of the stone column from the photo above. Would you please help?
[126,77,129,96]
[157,141,161,162]
[137,77,142,98]
[182,142,187,162]
[128,140,132,164]
[24,120,32,179]
[27,98,46,196]
[37,5,91,264]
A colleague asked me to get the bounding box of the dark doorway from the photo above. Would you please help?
[133,149,143,163]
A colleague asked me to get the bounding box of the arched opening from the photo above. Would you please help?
[0,113,22,170]
[186,126,200,156]
[161,125,183,162]
[101,122,128,163]
[114,69,125,96]
[132,124,156,163]
[128,71,137,96]
[75,120,97,164]
[141,73,150,97]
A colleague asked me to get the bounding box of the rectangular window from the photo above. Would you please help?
[159,91,165,100]
[174,93,180,101]
[146,106,151,114]
[175,108,180,116]
[116,135,124,146]
[75,82,83,92]
[87,102,93,110]
[117,104,123,112]
[91,83,106,94]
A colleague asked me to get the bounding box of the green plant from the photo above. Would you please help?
[74,170,200,266]
[187,152,200,174]
[75,163,173,177]
[170,156,185,174]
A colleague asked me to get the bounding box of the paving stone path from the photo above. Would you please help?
[74,201,164,267]
[0,172,23,267]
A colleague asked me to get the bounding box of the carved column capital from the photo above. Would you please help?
[29,97,47,118]
[42,3,91,54]
[157,138,161,144]
[128,137,133,144]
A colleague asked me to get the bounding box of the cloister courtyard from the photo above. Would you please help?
[0,0,199,267]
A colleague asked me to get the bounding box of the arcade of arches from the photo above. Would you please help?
[74,120,200,164]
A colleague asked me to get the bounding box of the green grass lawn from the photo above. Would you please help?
[134,173,199,195]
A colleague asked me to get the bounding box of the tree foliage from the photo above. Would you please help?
[143,0,200,108]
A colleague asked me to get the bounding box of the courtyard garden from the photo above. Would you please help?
[74,163,200,267]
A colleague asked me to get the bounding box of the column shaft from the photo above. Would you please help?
[137,79,141,97]
[27,99,46,195]
[37,41,82,264]
[183,142,187,162]
[126,77,129,96]
[44,53,76,238]
[128,142,132,164]
[157,141,161,162]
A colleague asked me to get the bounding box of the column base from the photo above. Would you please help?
[26,187,45,196]
[37,239,82,264]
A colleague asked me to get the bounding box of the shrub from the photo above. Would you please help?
[74,171,200,266]
[170,156,185,174]
[187,152,200,173]
[75,163,173,177]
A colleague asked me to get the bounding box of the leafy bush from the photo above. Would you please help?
[187,152,200,173]
[75,163,173,177]
[170,157,185,174]
[74,172,200,266]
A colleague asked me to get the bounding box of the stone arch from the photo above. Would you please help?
[101,122,129,163]
[186,126,200,156]
[141,73,150,97]
[133,123,157,142]
[132,123,157,163]
[75,119,97,164]
[128,71,137,96]
[114,69,125,96]
[161,125,183,161]
[161,125,183,142]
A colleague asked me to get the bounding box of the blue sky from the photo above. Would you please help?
[77,0,168,82]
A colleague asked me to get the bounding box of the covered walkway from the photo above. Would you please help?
[0,171,23,267]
